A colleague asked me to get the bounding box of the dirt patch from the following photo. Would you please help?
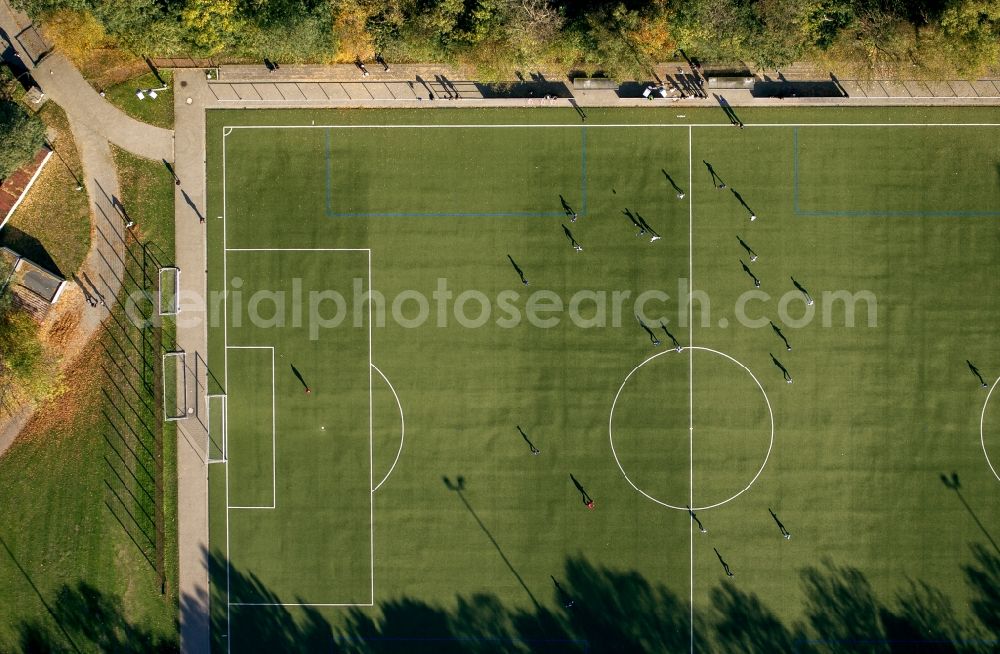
[40,292,82,351]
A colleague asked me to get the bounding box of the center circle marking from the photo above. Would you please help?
[981,377,1000,483]
[608,346,775,511]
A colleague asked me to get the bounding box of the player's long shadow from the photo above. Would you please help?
[442,476,541,610]
[290,365,309,391]
[941,473,1000,555]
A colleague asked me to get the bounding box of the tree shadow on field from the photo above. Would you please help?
[964,543,1000,641]
[708,583,806,653]
[800,558,886,651]
[11,541,1000,652]
[11,580,175,652]
[162,544,1000,653]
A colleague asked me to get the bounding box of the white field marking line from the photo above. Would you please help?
[981,376,1000,483]
[230,602,375,607]
[225,248,370,252]
[371,364,405,493]
[225,346,277,510]
[224,123,1000,130]
[216,96,1000,103]
[222,125,232,654]
[221,132,375,611]
[206,394,228,464]
[687,124,694,654]
[368,250,375,604]
[225,440,231,653]
[607,347,776,511]
[223,127,230,424]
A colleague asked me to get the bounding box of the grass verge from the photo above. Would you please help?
[0,147,178,651]
[104,72,175,130]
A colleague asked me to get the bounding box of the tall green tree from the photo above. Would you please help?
[240,0,336,61]
[748,0,823,68]
[935,0,1000,76]
[579,4,654,78]
[459,0,566,78]
[672,0,757,62]
[91,0,186,55]
[181,0,242,54]
[0,101,46,181]
[821,3,917,79]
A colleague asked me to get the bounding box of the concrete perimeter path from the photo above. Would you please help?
[172,69,210,654]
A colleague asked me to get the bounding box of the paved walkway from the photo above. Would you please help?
[36,55,174,160]
[0,1,137,450]
[205,62,1000,107]
[0,1,174,160]
[172,68,210,654]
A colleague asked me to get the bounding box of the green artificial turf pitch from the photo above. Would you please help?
[204,107,1000,653]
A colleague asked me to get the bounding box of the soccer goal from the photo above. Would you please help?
[158,267,180,316]
[207,394,227,463]
[162,351,188,421]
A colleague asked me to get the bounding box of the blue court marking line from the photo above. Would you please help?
[792,127,800,214]
[793,126,1000,217]
[325,127,332,216]
[794,638,999,652]
[324,126,588,218]
[323,211,569,217]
